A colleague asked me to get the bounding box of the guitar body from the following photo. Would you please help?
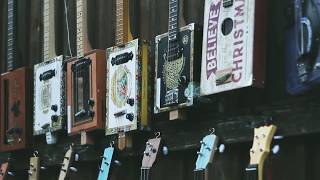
[0,67,32,152]
[106,39,141,135]
[34,56,65,135]
[155,23,200,113]
[200,0,266,96]
[0,162,9,180]
[285,0,320,94]
[97,147,114,180]
[66,49,106,135]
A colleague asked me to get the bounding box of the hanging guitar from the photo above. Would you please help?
[97,145,114,180]
[33,0,65,144]
[106,0,150,150]
[140,133,161,180]
[66,0,106,139]
[28,151,40,180]
[245,124,277,180]
[58,145,75,180]
[285,0,320,94]
[194,130,219,180]
[200,0,266,96]
[0,0,32,152]
[154,0,201,113]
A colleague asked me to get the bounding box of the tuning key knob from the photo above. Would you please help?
[114,160,122,166]
[87,99,95,106]
[272,144,280,155]
[218,144,225,154]
[200,141,206,146]
[197,151,203,156]
[127,98,134,106]
[51,115,58,122]
[51,104,58,112]
[70,166,78,172]
[126,113,134,121]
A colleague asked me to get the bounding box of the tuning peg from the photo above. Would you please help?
[162,146,169,156]
[70,166,78,172]
[7,171,14,176]
[218,144,225,154]
[146,142,151,146]
[113,160,122,166]
[40,166,47,170]
[28,170,32,175]
[51,104,58,112]
[197,151,203,156]
[272,144,280,155]
[127,98,134,106]
[200,141,206,146]
[74,153,80,162]
[87,99,95,106]
[143,151,150,156]
[273,135,284,140]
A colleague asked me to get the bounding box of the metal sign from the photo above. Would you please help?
[34,56,65,135]
[106,39,139,135]
[200,0,262,95]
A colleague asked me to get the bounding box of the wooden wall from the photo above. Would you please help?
[1,0,320,179]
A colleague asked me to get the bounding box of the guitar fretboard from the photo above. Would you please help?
[115,0,124,46]
[76,0,84,58]
[7,0,15,71]
[245,165,258,180]
[43,0,56,61]
[193,169,205,180]
[140,168,150,180]
[168,0,179,42]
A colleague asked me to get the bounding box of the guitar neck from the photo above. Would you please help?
[115,0,132,46]
[193,169,206,180]
[76,0,91,58]
[140,168,150,180]
[7,0,16,71]
[168,0,179,42]
[245,164,259,180]
[42,0,56,61]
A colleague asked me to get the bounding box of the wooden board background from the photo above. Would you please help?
[0,0,320,179]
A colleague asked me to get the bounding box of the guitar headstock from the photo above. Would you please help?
[28,152,40,180]
[98,147,114,180]
[58,146,73,180]
[249,125,277,165]
[141,137,161,169]
[0,162,9,180]
[195,134,219,170]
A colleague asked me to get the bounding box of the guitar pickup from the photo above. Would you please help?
[71,58,91,72]
[223,0,233,7]
[114,110,126,118]
[39,69,55,81]
[111,52,133,66]
[6,127,22,135]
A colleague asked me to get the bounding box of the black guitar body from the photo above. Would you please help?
[154,23,201,113]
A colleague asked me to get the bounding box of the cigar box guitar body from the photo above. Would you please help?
[200,0,266,96]
[0,0,32,152]
[285,0,320,94]
[154,0,201,113]
[67,0,106,135]
[33,0,65,141]
[106,0,151,149]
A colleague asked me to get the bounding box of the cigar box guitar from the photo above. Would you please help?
[106,0,150,150]
[140,135,161,180]
[245,124,277,180]
[154,0,201,114]
[0,0,32,152]
[285,0,320,94]
[33,0,65,144]
[194,132,219,180]
[200,0,266,95]
[66,0,106,139]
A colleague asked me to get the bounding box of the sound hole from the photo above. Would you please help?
[221,18,233,36]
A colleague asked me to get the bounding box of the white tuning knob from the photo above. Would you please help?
[272,144,280,155]
[70,166,78,172]
[162,146,169,156]
[218,144,225,153]
[74,153,80,162]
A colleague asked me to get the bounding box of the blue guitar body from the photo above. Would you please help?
[97,147,114,180]
[286,0,320,95]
